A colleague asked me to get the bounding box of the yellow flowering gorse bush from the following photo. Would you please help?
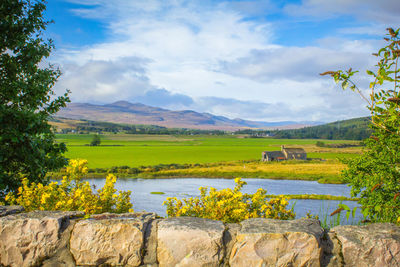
[5,159,133,215]
[163,178,295,223]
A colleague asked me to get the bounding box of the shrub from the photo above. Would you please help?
[163,178,295,223]
[90,134,101,146]
[321,27,400,223]
[5,159,133,215]
[316,141,325,147]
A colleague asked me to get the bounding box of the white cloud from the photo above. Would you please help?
[135,89,194,110]
[52,0,386,122]
[218,40,378,84]
[55,57,153,103]
[191,91,369,122]
[338,25,388,36]
[55,0,276,100]
[284,0,400,24]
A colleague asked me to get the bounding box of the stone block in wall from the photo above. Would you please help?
[157,217,225,267]
[41,218,77,267]
[330,223,400,267]
[229,218,324,267]
[0,210,82,267]
[222,223,241,266]
[0,205,24,217]
[70,212,156,267]
[321,231,344,267]
[143,218,160,265]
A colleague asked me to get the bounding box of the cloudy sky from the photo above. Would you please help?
[45,0,399,123]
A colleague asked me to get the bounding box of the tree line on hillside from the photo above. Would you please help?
[234,117,372,140]
[53,116,372,140]
[52,118,227,135]
[274,117,372,140]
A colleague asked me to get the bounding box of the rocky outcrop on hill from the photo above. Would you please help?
[1,206,400,267]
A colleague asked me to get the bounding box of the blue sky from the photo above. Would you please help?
[46,0,399,122]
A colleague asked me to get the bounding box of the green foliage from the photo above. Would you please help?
[269,194,357,201]
[235,117,371,140]
[163,178,295,223]
[316,141,325,147]
[90,134,101,146]
[273,117,372,140]
[322,28,400,223]
[5,159,133,215]
[52,117,226,135]
[0,0,69,196]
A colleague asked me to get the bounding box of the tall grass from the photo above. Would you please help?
[312,202,362,229]
[149,160,345,183]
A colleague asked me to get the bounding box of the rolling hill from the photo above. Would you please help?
[273,117,372,140]
[56,101,319,131]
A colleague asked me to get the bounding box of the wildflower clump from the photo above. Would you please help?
[5,159,133,215]
[163,178,295,223]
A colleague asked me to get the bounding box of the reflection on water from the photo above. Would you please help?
[85,177,362,225]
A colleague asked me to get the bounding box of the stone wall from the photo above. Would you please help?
[1,206,400,267]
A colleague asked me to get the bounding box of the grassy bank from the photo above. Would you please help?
[50,159,346,184]
[267,194,358,201]
[136,160,346,184]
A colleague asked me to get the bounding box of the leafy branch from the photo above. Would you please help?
[321,27,400,224]
[321,28,400,136]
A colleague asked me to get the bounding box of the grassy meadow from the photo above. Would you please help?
[57,134,361,167]
[55,134,363,183]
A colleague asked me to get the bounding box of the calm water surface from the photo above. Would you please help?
[85,178,361,224]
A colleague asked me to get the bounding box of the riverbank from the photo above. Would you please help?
[50,159,346,184]
[270,194,358,201]
[138,160,345,184]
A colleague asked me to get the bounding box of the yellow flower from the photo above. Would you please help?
[163,177,294,223]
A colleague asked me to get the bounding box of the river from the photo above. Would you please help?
[85,177,362,225]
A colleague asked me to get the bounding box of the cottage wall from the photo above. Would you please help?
[263,146,307,161]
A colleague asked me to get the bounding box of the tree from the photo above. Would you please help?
[321,27,400,223]
[90,134,101,146]
[0,0,70,196]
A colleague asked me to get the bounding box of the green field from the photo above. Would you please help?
[57,134,361,168]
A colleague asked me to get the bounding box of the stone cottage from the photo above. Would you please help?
[262,145,307,161]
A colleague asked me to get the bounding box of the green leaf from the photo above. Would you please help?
[334,75,339,84]
[339,203,350,211]
[346,211,350,221]
[366,70,375,76]
[342,81,349,89]
[352,207,357,218]
[370,82,375,89]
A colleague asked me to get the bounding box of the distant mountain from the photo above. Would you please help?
[56,101,320,131]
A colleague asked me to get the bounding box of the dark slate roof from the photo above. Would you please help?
[264,151,285,158]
